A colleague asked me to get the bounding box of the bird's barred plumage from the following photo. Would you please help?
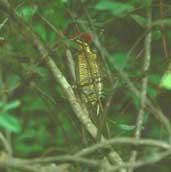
[76,40,103,106]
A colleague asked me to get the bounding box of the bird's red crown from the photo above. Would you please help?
[73,32,93,43]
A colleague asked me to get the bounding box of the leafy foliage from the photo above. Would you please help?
[0,101,21,133]
[160,71,171,90]
[0,0,171,171]
[95,0,134,17]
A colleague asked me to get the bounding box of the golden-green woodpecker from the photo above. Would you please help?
[75,33,103,113]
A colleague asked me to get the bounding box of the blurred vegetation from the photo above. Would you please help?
[0,0,171,172]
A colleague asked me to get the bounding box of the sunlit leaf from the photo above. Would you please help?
[17,5,38,21]
[33,23,47,42]
[0,113,21,133]
[4,100,21,111]
[130,14,147,27]
[60,0,68,2]
[160,71,171,90]
[118,124,135,131]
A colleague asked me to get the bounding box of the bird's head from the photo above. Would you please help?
[74,32,93,43]
[72,32,93,52]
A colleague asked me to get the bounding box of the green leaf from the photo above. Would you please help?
[27,65,49,79]
[95,0,134,17]
[149,74,161,85]
[33,23,47,42]
[117,124,135,131]
[147,87,158,98]
[0,101,5,108]
[130,14,147,27]
[95,1,116,10]
[152,29,162,40]
[0,113,21,133]
[56,127,65,145]
[22,96,47,112]
[60,0,68,3]
[4,100,21,112]
[127,92,140,109]
[43,5,68,29]
[110,52,130,70]
[7,74,20,89]
[17,129,36,141]
[15,142,43,155]
[36,125,48,143]
[48,31,57,46]
[17,5,38,21]
[160,71,171,90]
[152,19,171,27]
[17,125,48,143]
[56,85,65,98]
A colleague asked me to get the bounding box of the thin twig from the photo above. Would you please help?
[76,137,170,157]
[0,137,169,171]
[0,132,10,153]
[79,22,171,141]
[39,13,76,82]
[0,1,125,170]
[159,0,170,60]
[0,64,13,159]
[0,18,8,30]
[68,8,126,172]
[108,149,171,172]
[129,7,152,172]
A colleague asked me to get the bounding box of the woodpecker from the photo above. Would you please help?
[75,33,103,113]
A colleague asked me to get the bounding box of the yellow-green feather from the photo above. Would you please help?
[77,40,102,105]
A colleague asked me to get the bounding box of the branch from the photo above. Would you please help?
[76,137,170,157]
[129,7,152,172]
[136,8,152,139]
[38,13,76,82]
[107,150,171,172]
[0,132,10,153]
[0,137,169,171]
[0,64,13,157]
[0,0,97,139]
[0,18,8,30]
[75,7,171,141]
[0,0,125,170]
